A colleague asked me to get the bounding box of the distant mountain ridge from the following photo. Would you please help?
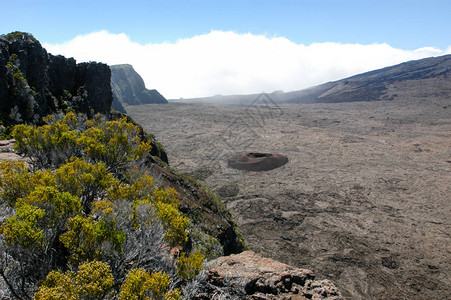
[286,53,451,103]
[173,54,451,104]
[110,64,167,112]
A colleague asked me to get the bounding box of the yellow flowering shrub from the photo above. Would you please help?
[154,201,189,246]
[75,260,115,298]
[35,260,114,300]
[176,250,205,280]
[34,270,78,300]
[92,199,117,216]
[55,158,117,212]
[12,112,152,172]
[108,173,155,203]
[1,185,81,250]
[119,269,180,300]
[77,116,152,171]
[1,203,45,249]
[0,112,203,300]
[12,113,81,169]
[18,185,81,227]
[59,215,125,265]
[0,161,34,207]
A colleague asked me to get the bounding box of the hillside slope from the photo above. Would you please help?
[173,54,451,104]
[286,54,451,103]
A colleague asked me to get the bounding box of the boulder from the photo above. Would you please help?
[192,251,343,299]
[0,139,25,162]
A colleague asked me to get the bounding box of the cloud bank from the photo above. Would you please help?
[44,31,450,99]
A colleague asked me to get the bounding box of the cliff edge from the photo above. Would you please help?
[0,32,112,129]
[110,64,167,112]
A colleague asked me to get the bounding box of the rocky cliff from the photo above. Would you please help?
[110,64,167,112]
[0,32,112,129]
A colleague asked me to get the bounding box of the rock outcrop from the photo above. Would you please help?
[191,251,342,299]
[0,139,23,162]
[0,31,112,128]
[110,64,167,112]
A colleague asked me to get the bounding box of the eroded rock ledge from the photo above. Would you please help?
[192,251,342,299]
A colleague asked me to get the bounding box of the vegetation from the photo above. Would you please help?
[119,269,181,300]
[35,260,114,300]
[3,52,39,129]
[0,112,206,299]
[2,31,37,42]
[12,112,152,172]
[176,251,205,281]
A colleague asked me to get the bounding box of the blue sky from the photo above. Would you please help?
[2,0,451,98]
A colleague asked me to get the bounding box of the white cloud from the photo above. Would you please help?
[43,30,451,99]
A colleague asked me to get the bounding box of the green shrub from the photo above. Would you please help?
[12,111,152,172]
[35,260,114,300]
[0,112,203,299]
[176,250,205,280]
[59,215,125,265]
[1,203,45,249]
[3,31,37,42]
[119,268,180,300]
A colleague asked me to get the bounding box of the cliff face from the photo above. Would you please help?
[110,64,167,111]
[0,32,112,127]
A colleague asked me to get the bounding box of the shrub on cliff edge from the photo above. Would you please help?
[0,112,204,299]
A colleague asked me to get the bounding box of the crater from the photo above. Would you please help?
[228,152,288,172]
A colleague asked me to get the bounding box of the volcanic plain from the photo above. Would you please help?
[127,96,450,299]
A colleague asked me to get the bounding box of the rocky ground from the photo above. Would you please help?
[127,96,450,299]
[0,139,22,162]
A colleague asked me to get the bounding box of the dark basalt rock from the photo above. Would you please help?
[47,54,77,98]
[228,152,288,171]
[0,31,113,127]
[74,62,113,116]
